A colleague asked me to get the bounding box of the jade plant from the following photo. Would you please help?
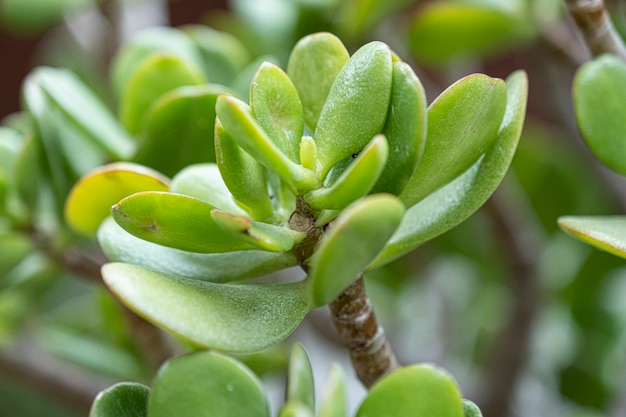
[90,343,482,417]
[66,30,527,412]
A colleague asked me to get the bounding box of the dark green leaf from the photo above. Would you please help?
[89,382,150,417]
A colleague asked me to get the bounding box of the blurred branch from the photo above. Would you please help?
[565,0,626,60]
[478,178,543,417]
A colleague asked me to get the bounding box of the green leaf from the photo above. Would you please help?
[149,351,269,417]
[400,74,507,207]
[305,134,388,210]
[216,95,315,190]
[319,365,347,417]
[170,163,248,216]
[120,53,206,136]
[462,399,483,417]
[102,263,311,351]
[409,2,530,64]
[65,162,169,236]
[211,209,306,252]
[133,84,233,177]
[308,194,404,307]
[573,54,626,176]
[251,62,304,163]
[279,401,315,417]
[287,32,350,131]
[286,343,315,411]
[24,67,135,160]
[111,26,205,98]
[558,215,626,259]
[89,382,150,417]
[215,120,275,220]
[112,191,257,253]
[314,41,392,179]
[98,217,297,283]
[370,70,527,269]
[371,62,427,195]
[356,364,464,417]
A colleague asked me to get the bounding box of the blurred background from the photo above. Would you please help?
[3,1,626,416]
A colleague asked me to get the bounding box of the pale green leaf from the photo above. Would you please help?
[558,215,626,259]
[319,365,347,417]
[286,343,315,411]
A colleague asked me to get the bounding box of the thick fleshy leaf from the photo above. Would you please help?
[286,343,315,411]
[112,191,257,253]
[251,62,304,163]
[211,209,305,252]
[170,163,247,215]
[463,399,483,417]
[558,216,626,259]
[410,2,530,64]
[98,217,297,283]
[308,194,404,307]
[370,71,527,270]
[314,41,392,178]
[120,53,206,135]
[65,163,169,236]
[134,84,233,177]
[371,62,427,195]
[111,26,205,98]
[182,24,251,85]
[24,67,135,160]
[356,364,464,417]
[573,54,626,176]
[279,402,315,417]
[305,135,388,210]
[149,351,269,417]
[400,74,507,207]
[215,121,275,220]
[319,365,347,417]
[89,382,150,417]
[216,95,315,190]
[102,263,311,351]
[287,32,350,131]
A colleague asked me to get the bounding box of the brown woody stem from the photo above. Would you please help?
[565,0,626,60]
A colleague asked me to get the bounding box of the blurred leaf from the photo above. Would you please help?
[462,399,483,417]
[112,191,257,253]
[150,351,269,417]
[251,62,304,163]
[400,74,507,206]
[14,133,40,210]
[371,62,427,195]
[102,263,311,352]
[120,53,206,136]
[573,54,626,176]
[558,216,626,260]
[134,84,233,177]
[98,217,297,283]
[337,0,413,39]
[356,364,464,417]
[65,162,169,236]
[371,71,527,269]
[0,0,91,35]
[279,401,316,417]
[314,41,392,178]
[409,2,531,64]
[287,32,350,131]
[90,382,150,417]
[319,365,347,417]
[286,343,315,411]
[308,194,404,307]
[0,232,33,278]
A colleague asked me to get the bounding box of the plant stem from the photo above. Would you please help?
[565,0,626,60]
[328,276,399,388]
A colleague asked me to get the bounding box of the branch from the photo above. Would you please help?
[565,0,626,60]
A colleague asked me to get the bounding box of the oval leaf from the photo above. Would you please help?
[98,217,297,283]
[112,191,257,253]
[400,74,507,207]
[573,54,626,176]
[287,32,350,131]
[314,41,392,178]
[90,382,150,417]
[102,262,311,352]
[65,162,170,236]
[251,62,304,163]
[356,364,464,417]
[149,351,269,417]
[279,402,315,417]
[308,194,404,307]
[558,215,626,259]
[286,343,315,411]
[319,365,347,417]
